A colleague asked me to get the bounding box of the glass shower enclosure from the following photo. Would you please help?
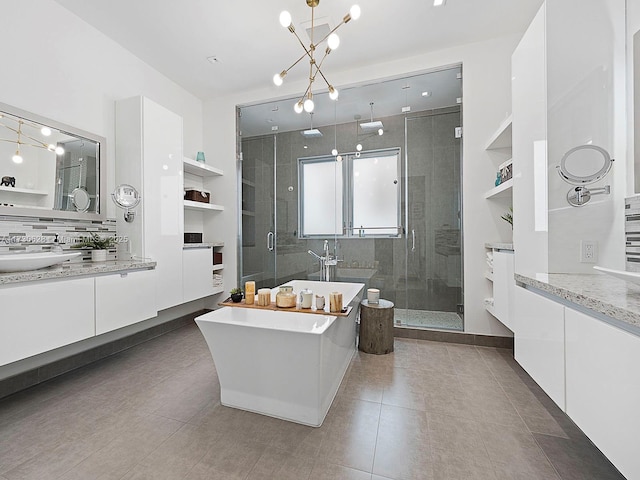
[238,67,463,330]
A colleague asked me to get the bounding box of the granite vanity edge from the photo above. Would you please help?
[485,242,514,251]
[183,243,214,249]
[0,260,157,286]
[515,273,640,328]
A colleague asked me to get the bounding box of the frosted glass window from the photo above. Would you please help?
[352,153,400,236]
[300,160,343,236]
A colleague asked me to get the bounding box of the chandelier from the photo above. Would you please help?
[272,0,361,114]
[0,114,64,164]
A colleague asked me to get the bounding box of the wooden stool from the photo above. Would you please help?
[359,299,394,354]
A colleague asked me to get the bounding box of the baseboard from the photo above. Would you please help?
[394,326,514,349]
[0,309,211,400]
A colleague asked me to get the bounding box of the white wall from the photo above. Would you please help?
[546,0,626,273]
[204,35,521,336]
[0,0,203,218]
[629,0,640,194]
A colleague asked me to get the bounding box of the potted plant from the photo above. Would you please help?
[230,287,243,303]
[72,233,116,262]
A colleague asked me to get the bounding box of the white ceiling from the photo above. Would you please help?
[54,0,544,102]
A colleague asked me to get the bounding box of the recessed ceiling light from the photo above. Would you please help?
[206,56,220,64]
[421,91,431,97]
[433,0,446,6]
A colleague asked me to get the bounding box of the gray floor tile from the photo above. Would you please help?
[534,433,626,480]
[0,323,626,480]
[184,438,265,480]
[246,447,315,480]
[57,414,183,480]
[309,461,372,480]
[373,405,432,480]
[481,424,560,479]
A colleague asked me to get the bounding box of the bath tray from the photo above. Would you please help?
[219,298,352,317]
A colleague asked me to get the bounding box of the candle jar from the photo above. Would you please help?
[257,288,271,306]
[276,286,296,308]
[245,281,256,305]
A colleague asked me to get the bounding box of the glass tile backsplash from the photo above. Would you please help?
[0,216,117,262]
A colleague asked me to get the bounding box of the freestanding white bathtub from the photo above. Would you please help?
[195,280,364,427]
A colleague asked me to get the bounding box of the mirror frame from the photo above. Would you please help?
[0,101,107,221]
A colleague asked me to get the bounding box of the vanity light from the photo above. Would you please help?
[272,1,360,114]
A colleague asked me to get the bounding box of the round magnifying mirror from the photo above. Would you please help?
[111,184,141,223]
[112,184,141,209]
[557,145,613,185]
[71,187,91,212]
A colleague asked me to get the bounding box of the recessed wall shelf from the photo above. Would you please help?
[183,157,223,177]
[0,186,48,196]
[485,114,512,150]
[484,178,513,199]
[184,200,224,212]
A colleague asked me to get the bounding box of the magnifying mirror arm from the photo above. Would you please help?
[567,185,610,207]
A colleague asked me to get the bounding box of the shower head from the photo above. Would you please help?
[359,120,384,131]
[301,128,323,138]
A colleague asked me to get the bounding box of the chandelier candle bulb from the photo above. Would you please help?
[245,281,256,305]
[367,288,380,304]
[330,291,343,313]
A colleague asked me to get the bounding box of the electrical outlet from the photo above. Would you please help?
[580,240,598,263]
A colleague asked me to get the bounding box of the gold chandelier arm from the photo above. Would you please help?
[284,51,310,75]
[290,28,314,59]
[20,132,50,149]
[311,51,332,88]
[0,138,17,145]
[0,122,19,135]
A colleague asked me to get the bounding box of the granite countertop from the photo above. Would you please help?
[183,242,223,249]
[0,259,157,286]
[515,272,640,329]
[485,242,514,251]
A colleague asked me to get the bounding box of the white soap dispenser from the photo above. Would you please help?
[52,234,63,254]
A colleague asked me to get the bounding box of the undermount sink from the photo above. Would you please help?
[0,252,82,273]
[593,266,640,286]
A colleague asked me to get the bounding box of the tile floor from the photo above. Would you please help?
[0,322,625,480]
[394,310,463,331]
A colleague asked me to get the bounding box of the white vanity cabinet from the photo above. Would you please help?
[492,250,515,329]
[116,96,184,311]
[565,308,640,480]
[0,278,95,366]
[95,269,157,335]
[513,285,565,409]
[183,247,216,302]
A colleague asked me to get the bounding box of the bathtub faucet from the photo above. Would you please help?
[308,243,338,282]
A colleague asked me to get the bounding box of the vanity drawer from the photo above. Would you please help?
[0,278,95,366]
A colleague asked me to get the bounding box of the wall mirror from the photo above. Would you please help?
[0,102,106,220]
[635,29,640,192]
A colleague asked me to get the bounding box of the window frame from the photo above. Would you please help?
[298,147,402,239]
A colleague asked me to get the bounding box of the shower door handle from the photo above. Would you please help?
[411,229,416,252]
[267,231,274,252]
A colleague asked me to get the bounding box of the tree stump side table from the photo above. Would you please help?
[359,299,394,354]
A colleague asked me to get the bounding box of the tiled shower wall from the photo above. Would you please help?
[241,106,461,312]
[0,216,117,262]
